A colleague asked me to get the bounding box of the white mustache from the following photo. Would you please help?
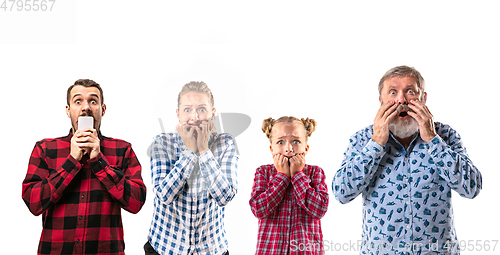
[396,104,411,113]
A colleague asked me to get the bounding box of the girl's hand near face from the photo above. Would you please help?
[176,121,198,153]
[273,154,291,178]
[196,120,214,155]
[289,153,306,177]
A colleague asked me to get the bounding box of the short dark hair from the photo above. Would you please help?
[66,79,104,106]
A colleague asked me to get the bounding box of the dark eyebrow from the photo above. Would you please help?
[72,93,100,100]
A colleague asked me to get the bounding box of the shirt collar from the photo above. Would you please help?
[388,131,420,151]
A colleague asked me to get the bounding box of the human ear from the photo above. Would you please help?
[269,145,273,154]
[101,104,106,116]
[66,105,70,118]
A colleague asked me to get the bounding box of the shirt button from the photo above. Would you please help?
[407,225,410,229]
[81,195,85,199]
[76,239,80,243]
[79,216,83,220]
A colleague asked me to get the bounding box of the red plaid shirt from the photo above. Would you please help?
[22,131,147,255]
[249,164,329,255]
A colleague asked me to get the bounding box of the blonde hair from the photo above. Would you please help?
[262,116,317,141]
[177,81,215,109]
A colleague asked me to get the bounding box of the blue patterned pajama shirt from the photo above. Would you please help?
[332,122,482,255]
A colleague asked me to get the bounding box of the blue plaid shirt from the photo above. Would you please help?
[147,132,238,255]
[332,122,482,255]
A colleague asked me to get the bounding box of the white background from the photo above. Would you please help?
[1,1,498,254]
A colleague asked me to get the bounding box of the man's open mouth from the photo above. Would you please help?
[399,111,408,117]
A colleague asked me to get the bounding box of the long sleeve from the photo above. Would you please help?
[147,133,238,254]
[89,145,146,214]
[292,166,329,220]
[150,134,197,205]
[198,134,238,207]
[332,130,385,204]
[332,123,481,254]
[22,141,82,216]
[426,123,482,198]
[252,164,327,255]
[249,165,290,219]
[22,133,144,254]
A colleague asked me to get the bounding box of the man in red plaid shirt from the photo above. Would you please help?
[22,79,147,255]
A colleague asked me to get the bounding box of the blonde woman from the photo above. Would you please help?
[145,82,237,255]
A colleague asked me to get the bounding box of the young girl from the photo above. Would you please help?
[250,116,329,255]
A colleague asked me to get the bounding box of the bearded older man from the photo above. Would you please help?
[332,66,482,255]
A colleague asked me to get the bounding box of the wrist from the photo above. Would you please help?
[276,168,290,177]
[70,152,82,162]
[423,134,437,144]
[90,148,100,159]
[197,143,208,154]
[371,136,385,146]
[187,144,198,153]
[422,132,437,143]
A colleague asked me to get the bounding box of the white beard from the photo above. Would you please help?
[388,117,419,139]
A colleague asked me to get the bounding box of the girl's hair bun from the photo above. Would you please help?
[301,118,317,137]
[262,117,275,139]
